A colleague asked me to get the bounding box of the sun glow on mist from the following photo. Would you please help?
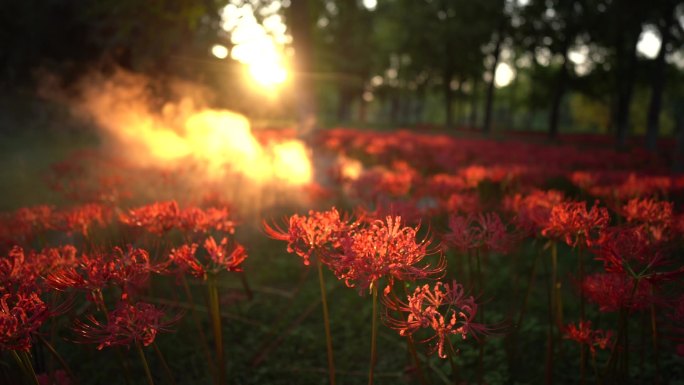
[78,71,312,186]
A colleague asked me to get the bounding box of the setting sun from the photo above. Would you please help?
[248,62,287,87]
[220,2,289,90]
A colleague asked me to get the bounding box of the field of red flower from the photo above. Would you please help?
[1,128,683,385]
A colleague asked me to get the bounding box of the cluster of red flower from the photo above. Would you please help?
[0,200,245,384]
[305,128,684,383]
[2,126,683,384]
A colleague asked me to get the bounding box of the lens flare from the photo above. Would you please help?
[211,44,229,59]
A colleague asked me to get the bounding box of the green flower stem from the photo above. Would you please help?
[577,246,586,385]
[650,301,661,384]
[10,349,27,374]
[208,274,226,385]
[476,250,485,385]
[401,284,427,385]
[153,342,177,385]
[317,257,336,385]
[37,334,77,384]
[551,242,563,330]
[605,278,640,380]
[136,341,155,385]
[406,335,428,385]
[445,337,460,384]
[591,352,603,385]
[368,284,379,385]
[517,248,540,332]
[542,249,555,385]
[239,272,254,301]
[180,275,217,381]
[115,347,133,385]
[18,350,40,385]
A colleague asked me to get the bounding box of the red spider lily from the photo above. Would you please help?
[563,321,613,355]
[351,164,417,201]
[458,165,490,188]
[2,246,82,295]
[423,174,468,200]
[168,237,247,279]
[47,246,166,301]
[504,189,564,235]
[330,216,444,295]
[0,205,54,246]
[54,203,111,237]
[542,201,610,248]
[621,198,673,242]
[169,243,204,279]
[384,280,487,358]
[443,192,482,215]
[121,201,237,238]
[0,292,49,351]
[107,246,167,292]
[443,212,511,253]
[263,208,353,266]
[593,226,673,281]
[581,273,653,313]
[73,301,179,349]
[570,171,596,191]
[30,245,80,277]
[622,198,673,225]
[119,201,181,235]
[12,205,55,233]
[587,173,672,202]
[179,206,236,235]
[1,246,30,291]
[203,236,247,273]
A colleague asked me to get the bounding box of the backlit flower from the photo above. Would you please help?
[203,236,247,273]
[621,198,673,242]
[385,280,487,358]
[119,201,181,235]
[542,201,610,248]
[73,301,178,349]
[331,216,444,294]
[264,208,353,266]
[444,212,510,253]
[169,243,205,279]
[564,321,613,354]
[0,292,49,351]
[504,189,564,235]
[581,273,652,313]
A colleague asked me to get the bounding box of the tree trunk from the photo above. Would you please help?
[646,9,674,152]
[454,79,462,126]
[390,90,400,124]
[358,96,367,124]
[613,3,642,150]
[337,86,355,124]
[287,0,317,138]
[415,86,427,124]
[673,100,684,173]
[484,29,503,134]
[444,71,454,128]
[549,46,569,140]
[470,76,480,129]
[614,41,638,149]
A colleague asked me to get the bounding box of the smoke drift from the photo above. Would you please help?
[68,69,314,214]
